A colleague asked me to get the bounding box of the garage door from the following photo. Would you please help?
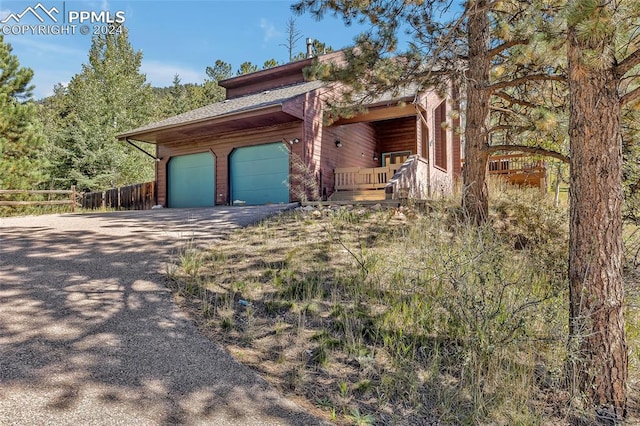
[167,152,215,208]
[230,143,289,205]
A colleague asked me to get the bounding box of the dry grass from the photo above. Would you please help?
[168,185,639,425]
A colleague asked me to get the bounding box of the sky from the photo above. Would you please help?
[0,0,375,99]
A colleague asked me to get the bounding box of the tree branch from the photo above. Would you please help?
[494,91,538,109]
[487,144,569,163]
[616,49,640,78]
[489,74,565,92]
[488,124,534,134]
[488,39,529,57]
[620,86,640,107]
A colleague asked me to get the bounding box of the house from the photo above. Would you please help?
[117,51,462,208]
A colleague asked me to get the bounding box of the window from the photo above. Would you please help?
[434,101,448,170]
[421,122,429,159]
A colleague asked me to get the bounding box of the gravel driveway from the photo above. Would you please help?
[0,205,324,425]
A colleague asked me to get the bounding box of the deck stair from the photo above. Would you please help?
[329,189,387,202]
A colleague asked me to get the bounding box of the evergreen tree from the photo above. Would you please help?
[566,0,639,421]
[205,59,233,83]
[45,26,156,191]
[236,61,258,75]
[0,35,48,189]
[262,58,279,69]
[167,74,187,115]
[292,39,333,61]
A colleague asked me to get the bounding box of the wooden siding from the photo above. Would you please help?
[320,122,378,198]
[225,74,307,99]
[331,104,416,125]
[156,122,302,206]
[221,52,345,99]
[374,116,417,156]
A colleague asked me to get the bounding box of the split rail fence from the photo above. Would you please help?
[0,187,79,211]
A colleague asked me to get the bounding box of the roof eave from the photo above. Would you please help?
[117,103,289,142]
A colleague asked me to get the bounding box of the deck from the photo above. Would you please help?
[488,154,546,189]
[330,154,547,201]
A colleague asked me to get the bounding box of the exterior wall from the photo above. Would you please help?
[320,123,378,198]
[299,86,377,200]
[225,73,306,99]
[156,122,303,206]
[416,87,460,197]
[374,116,417,157]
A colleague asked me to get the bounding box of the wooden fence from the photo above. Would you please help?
[0,187,78,211]
[81,181,155,210]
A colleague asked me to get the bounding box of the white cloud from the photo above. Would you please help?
[32,71,71,99]
[260,18,279,42]
[7,36,85,56]
[141,60,206,87]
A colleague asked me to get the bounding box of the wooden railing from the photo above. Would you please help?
[0,187,78,211]
[488,154,545,174]
[488,154,546,188]
[334,166,397,191]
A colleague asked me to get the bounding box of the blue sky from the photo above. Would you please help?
[0,0,374,99]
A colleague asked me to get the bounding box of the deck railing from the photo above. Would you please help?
[488,154,545,175]
[488,154,546,189]
[334,166,397,191]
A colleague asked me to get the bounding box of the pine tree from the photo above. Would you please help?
[262,58,279,69]
[167,74,187,115]
[566,0,639,422]
[236,61,259,75]
[0,35,48,189]
[45,26,156,191]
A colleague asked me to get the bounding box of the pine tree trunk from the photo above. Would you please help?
[462,1,490,224]
[567,6,627,422]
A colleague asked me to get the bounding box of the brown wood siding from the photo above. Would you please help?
[375,116,417,156]
[156,122,303,206]
[302,90,324,199]
[320,122,378,197]
[225,73,307,99]
[434,101,448,170]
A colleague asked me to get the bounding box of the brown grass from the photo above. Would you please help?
[168,186,639,425]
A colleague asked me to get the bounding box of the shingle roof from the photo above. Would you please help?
[118,80,327,139]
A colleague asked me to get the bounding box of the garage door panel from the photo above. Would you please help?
[230,143,289,205]
[168,152,215,208]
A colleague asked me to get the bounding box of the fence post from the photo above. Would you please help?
[70,185,76,213]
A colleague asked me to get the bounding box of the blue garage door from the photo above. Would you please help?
[167,152,215,208]
[230,143,289,205]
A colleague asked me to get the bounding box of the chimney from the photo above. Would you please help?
[306,38,313,58]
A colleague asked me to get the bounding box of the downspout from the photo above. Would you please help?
[124,137,161,206]
[124,137,162,162]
